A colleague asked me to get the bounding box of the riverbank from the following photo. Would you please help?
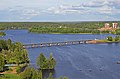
[28,27,101,34]
[87,39,120,44]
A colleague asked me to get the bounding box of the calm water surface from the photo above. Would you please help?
[0,30,120,79]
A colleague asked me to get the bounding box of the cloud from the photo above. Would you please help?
[7,7,41,20]
[82,0,120,9]
[46,5,89,14]
[46,0,120,15]
[0,0,120,21]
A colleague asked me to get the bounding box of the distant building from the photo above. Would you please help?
[112,23,118,28]
[104,23,110,28]
[98,23,118,32]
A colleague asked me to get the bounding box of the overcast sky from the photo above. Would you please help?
[0,0,120,22]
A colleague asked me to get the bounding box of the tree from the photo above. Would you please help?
[7,39,12,49]
[36,53,56,69]
[0,39,29,65]
[0,32,6,36]
[20,67,42,79]
[115,36,120,41]
[0,40,8,51]
[92,30,100,34]
[48,53,56,69]
[36,53,46,69]
[20,67,34,79]
[32,70,42,79]
[47,73,53,79]
[107,36,113,41]
[115,29,120,35]
[0,54,5,71]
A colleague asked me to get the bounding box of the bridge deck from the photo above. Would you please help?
[22,40,92,48]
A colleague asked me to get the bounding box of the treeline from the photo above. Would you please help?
[36,53,56,69]
[112,29,120,35]
[0,39,29,71]
[29,27,100,34]
[107,36,120,41]
[0,21,119,30]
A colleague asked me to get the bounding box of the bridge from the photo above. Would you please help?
[23,40,93,48]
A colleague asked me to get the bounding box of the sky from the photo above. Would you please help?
[0,0,120,22]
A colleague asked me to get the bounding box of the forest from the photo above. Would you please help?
[0,21,119,30]
[0,21,119,34]
[0,39,29,72]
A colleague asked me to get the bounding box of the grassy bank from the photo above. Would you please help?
[88,36,120,44]
[0,74,20,79]
[0,32,6,36]
[28,27,100,34]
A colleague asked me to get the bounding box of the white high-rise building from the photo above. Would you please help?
[104,23,110,28]
[112,23,118,28]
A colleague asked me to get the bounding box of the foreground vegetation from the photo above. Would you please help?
[0,52,67,79]
[112,29,120,35]
[106,36,120,42]
[0,39,29,72]
[0,39,68,79]
[0,68,68,79]
[19,67,68,79]
[0,32,6,36]
[36,53,56,69]
[0,74,20,79]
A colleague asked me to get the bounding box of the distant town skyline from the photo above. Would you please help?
[0,0,120,22]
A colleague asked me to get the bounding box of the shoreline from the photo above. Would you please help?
[87,40,120,44]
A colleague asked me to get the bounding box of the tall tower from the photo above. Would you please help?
[112,23,118,28]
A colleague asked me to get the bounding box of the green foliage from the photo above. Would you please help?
[19,67,42,79]
[92,30,100,34]
[0,39,29,66]
[19,67,69,79]
[0,21,119,34]
[47,73,53,79]
[36,53,56,69]
[0,22,104,30]
[36,53,46,68]
[19,67,34,79]
[115,29,120,35]
[101,30,110,34]
[16,66,21,74]
[0,54,5,71]
[0,40,8,50]
[114,36,120,41]
[0,74,20,79]
[29,27,101,34]
[0,32,6,36]
[107,36,113,41]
